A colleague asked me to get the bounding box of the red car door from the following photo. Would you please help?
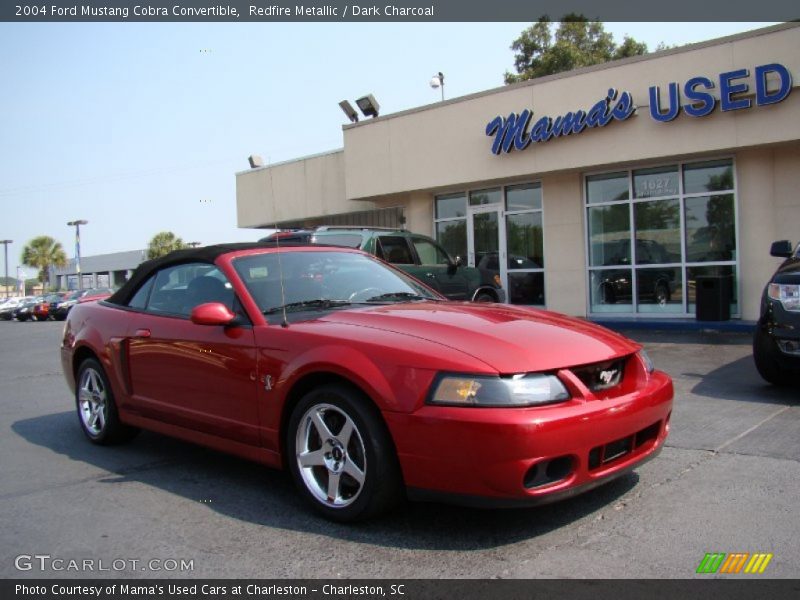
[126,264,260,445]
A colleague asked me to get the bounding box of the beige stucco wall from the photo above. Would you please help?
[540,173,587,316]
[737,142,800,320]
[236,150,372,228]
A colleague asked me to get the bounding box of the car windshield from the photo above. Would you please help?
[233,250,441,317]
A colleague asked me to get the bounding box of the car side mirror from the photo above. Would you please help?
[190,302,237,326]
[770,240,793,258]
[448,256,462,274]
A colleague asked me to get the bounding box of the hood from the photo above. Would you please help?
[773,256,800,284]
[317,302,639,373]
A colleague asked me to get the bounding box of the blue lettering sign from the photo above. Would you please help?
[683,77,716,118]
[485,88,636,154]
[485,110,531,155]
[488,63,793,153]
[649,83,680,122]
[720,69,751,111]
[755,63,792,106]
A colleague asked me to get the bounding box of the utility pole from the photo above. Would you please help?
[67,220,88,290]
[0,240,12,298]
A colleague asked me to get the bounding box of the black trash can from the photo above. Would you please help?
[695,275,731,321]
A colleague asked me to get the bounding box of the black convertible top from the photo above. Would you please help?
[106,241,345,306]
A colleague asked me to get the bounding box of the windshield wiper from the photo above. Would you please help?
[263,299,352,315]
[364,292,439,303]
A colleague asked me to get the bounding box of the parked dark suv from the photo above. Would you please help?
[753,239,800,386]
[260,227,505,302]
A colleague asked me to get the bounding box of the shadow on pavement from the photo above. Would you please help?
[12,410,639,551]
[690,356,799,404]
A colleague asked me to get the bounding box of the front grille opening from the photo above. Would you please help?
[523,455,575,489]
[588,420,662,471]
[571,357,629,393]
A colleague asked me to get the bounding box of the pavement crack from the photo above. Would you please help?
[5,371,62,381]
[713,405,792,453]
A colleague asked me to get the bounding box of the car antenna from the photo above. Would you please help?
[267,168,289,328]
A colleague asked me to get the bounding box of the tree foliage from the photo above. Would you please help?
[505,15,650,84]
[21,236,67,289]
[147,231,187,259]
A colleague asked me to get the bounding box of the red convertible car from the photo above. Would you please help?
[61,243,673,521]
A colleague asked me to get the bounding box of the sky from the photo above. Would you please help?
[0,21,778,281]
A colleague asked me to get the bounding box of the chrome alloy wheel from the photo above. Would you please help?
[295,403,367,508]
[78,366,108,436]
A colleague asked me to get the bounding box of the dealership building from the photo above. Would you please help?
[236,23,800,323]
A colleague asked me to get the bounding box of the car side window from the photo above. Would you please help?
[412,237,450,265]
[128,276,155,310]
[376,237,415,264]
[146,263,235,317]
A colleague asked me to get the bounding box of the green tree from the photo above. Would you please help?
[147,231,187,259]
[21,235,67,290]
[505,15,650,84]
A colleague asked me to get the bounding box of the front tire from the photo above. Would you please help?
[286,384,403,522]
[76,358,139,444]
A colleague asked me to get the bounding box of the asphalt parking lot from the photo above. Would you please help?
[0,320,797,579]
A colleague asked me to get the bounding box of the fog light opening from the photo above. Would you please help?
[545,456,574,481]
[523,456,575,489]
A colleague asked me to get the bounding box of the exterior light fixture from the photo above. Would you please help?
[67,220,88,290]
[430,72,445,101]
[338,100,359,123]
[248,155,264,169]
[355,94,380,118]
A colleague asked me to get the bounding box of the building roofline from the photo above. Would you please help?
[235,148,344,176]
[343,22,799,130]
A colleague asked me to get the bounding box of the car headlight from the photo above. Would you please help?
[428,373,570,407]
[768,283,800,311]
[638,350,655,374]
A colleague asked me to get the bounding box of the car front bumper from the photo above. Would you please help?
[385,370,673,505]
[761,301,800,370]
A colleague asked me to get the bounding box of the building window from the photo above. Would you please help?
[434,192,467,261]
[505,183,544,305]
[586,159,737,316]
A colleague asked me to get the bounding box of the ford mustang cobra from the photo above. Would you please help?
[61,243,673,521]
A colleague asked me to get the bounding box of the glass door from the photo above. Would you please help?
[467,206,505,294]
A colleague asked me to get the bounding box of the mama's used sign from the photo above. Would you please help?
[486,63,792,155]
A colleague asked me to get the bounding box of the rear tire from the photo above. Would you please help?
[286,384,403,522]
[76,358,139,445]
[474,291,495,303]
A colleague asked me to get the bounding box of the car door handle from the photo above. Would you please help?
[425,273,435,278]
[134,328,151,338]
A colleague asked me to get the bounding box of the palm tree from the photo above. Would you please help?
[21,236,68,290]
[147,231,187,259]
